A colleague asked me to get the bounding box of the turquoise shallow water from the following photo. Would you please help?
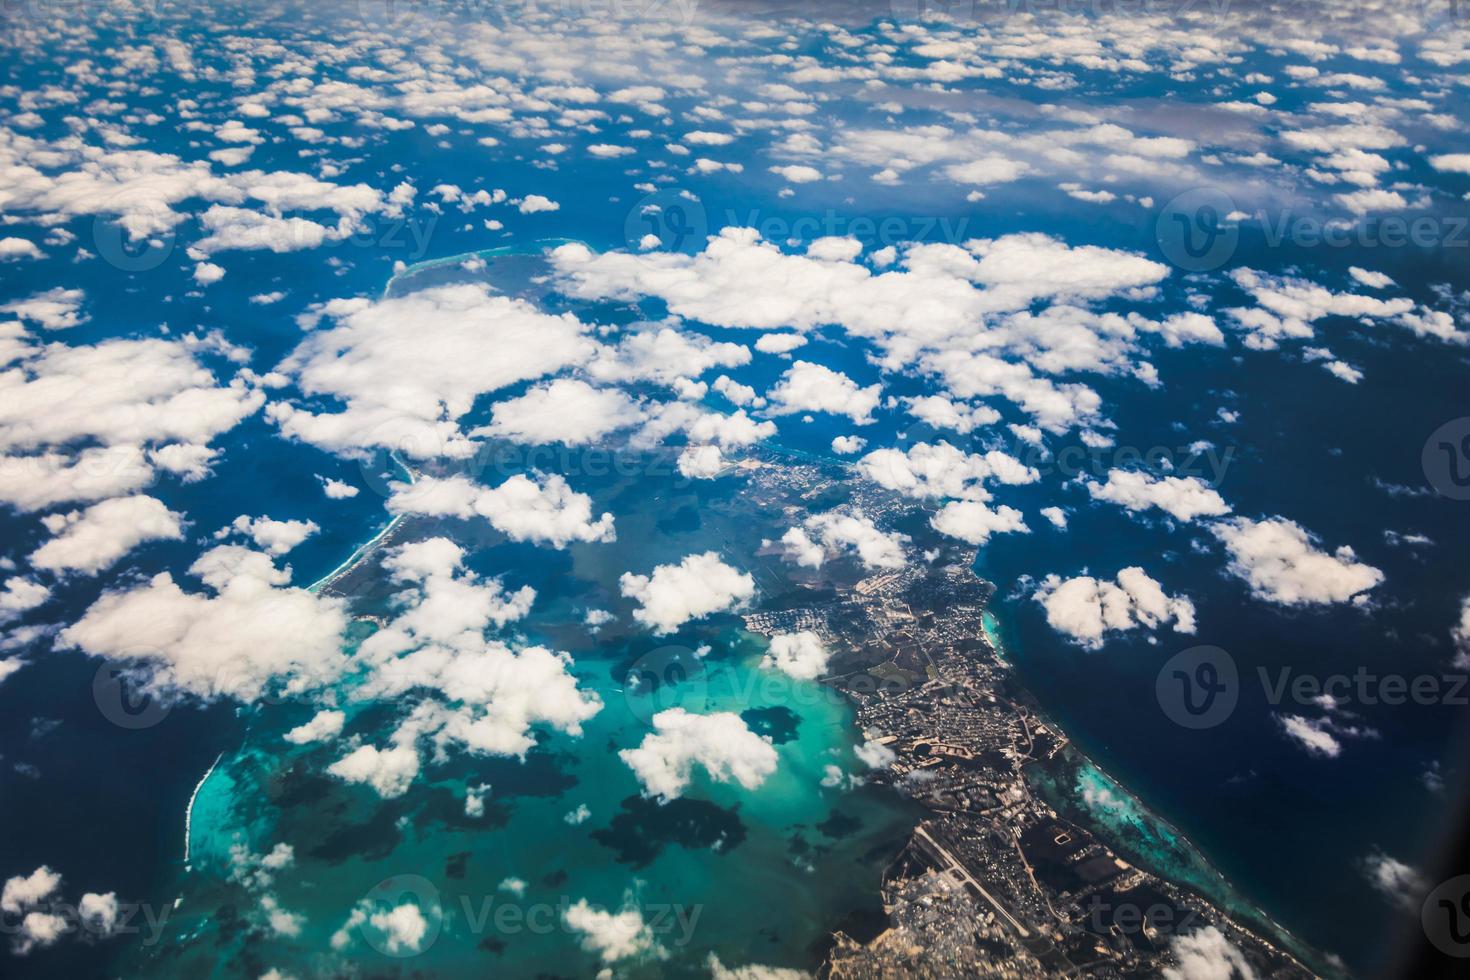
[154,627,918,977]
[135,244,921,976]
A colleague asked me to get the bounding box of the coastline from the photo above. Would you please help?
[974,591,1329,975]
[182,238,583,871]
[180,241,1320,976]
[181,752,222,870]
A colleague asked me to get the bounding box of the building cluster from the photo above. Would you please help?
[738,451,1318,979]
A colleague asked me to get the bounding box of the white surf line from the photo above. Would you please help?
[308,451,418,594]
[182,752,223,871]
[308,512,404,594]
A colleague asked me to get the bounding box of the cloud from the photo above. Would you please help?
[804,510,909,569]
[678,444,724,479]
[388,472,615,549]
[1,867,61,915]
[1429,153,1470,174]
[635,403,775,451]
[619,552,754,634]
[769,164,823,183]
[855,739,897,769]
[1085,469,1231,522]
[304,538,599,792]
[754,333,807,355]
[931,499,1029,546]
[328,739,421,798]
[771,527,825,569]
[216,514,319,556]
[761,631,831,680]
[1454,594,1470,668]
[903,395,1001,435]
[943,155,1030,185]
[518,194,560,213]
[1225,268,1430,349]
[1161,927,1258,980]
[1035,567,1195,649]
[766,361,881,424]
[191,205,335,255]
[476,379,645,446]
[0,576,50,623]
[1361,851,1428,910]
[320,477,359,499]
[550,230,1166,386]
[620,708,778,800]
[859,441,1036,501]
[0,237,44,262]
[587,327,750,387]
[0,334,262,506]
[707,953,811,979]
[271,284,594,460]
[0,867,117,956]
[0,288,87,330]
[1274,714,1343,758]
[284,709,345,745]
[59,545,350,701]
[1212,517,1383,606]
[0,447,155,512]
[192,261,225,285]
[369,903,431,954]
[564,896,664,963]
[30,495,184,575]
